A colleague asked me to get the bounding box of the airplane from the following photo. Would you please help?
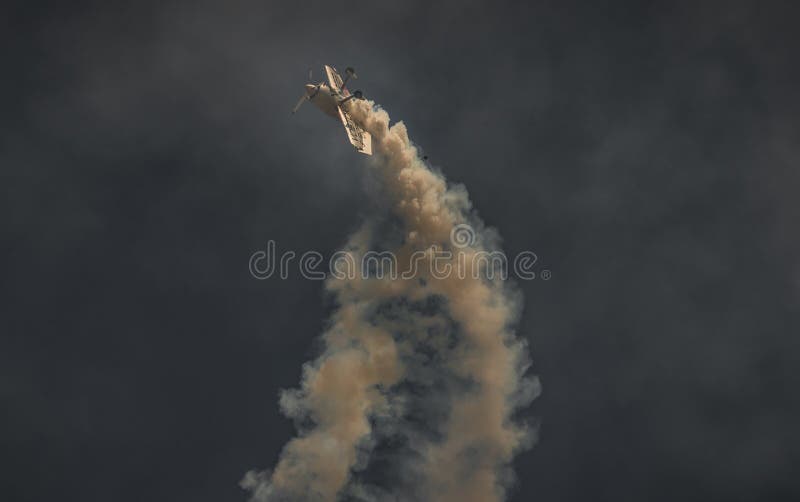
[292,65,372,155]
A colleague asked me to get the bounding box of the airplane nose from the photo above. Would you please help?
[305,84,316,96]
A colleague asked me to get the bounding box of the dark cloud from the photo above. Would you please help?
[2,1,798,500]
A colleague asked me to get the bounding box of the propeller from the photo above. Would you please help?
[292,67,317,114]
[293,80,323,114]
[292,93,307,114]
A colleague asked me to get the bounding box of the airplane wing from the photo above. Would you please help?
[337,106,372,155]
[324,65,350,97]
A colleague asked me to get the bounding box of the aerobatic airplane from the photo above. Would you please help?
[292,65,372,155]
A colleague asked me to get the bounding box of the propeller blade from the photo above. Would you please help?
[308,68,313,81]
[292,94,307,114]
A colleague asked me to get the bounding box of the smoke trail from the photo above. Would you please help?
[242,100,538,501]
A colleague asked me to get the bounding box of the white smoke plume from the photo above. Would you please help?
[242,99,538,501]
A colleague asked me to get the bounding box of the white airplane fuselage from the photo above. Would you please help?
[306,83,340,119]
[294,66,371,155]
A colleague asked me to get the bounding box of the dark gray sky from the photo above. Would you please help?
[2,1,799,500]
